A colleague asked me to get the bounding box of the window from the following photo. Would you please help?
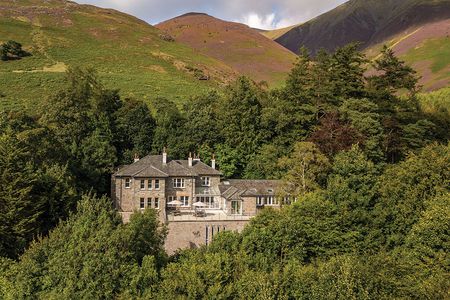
[155,179,160,190]
[180,196,189,207]
[196,196,217,208]
[148,179,153,190]
[154,198,159,209]
[140,179,145,190]
[125,178,131,188]
[201,176,210,186]
[257,196,265,206]
[173,178,185,188]
[140,198,145,209]
[266,196,277,205]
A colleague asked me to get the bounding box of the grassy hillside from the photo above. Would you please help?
[365,19,450,91]
[156,13,297,86]
[262,25,297,40]
[0,0,237,111]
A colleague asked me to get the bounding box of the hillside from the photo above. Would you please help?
[272,0,450,90]
[156,13,297,85]
[262,25,297,40]
[0,0,237,111]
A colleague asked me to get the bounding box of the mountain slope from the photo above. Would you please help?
[272,0,450,91]
[275,0,450,54]
[0,0,237,111]
[156,13,297,86]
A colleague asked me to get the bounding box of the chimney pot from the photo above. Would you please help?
[163,147,167,164]
[188,152,193,167]
[211,154,216,169]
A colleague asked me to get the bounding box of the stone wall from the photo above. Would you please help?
[165,177,195,208]
[165,220,249,254]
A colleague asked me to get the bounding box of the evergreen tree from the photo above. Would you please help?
[0,131,41,258]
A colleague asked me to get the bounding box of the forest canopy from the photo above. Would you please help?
[0,44,449,299]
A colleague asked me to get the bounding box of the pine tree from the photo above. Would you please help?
[0,131,42,258]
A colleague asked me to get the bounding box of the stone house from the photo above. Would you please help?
[111,150,282,252]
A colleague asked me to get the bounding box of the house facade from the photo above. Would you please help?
[111,150,282,252]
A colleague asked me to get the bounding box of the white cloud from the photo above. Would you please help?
[240,13,276,30]
[77,0,348,29]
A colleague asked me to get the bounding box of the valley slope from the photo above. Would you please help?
[269,0,450,90]
[0,0,237,111]
[156,13,297,86]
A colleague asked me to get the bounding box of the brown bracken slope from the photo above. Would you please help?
[156,13,297,86]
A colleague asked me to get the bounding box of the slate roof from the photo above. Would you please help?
[114,155,222,177]
[219,179,280,200]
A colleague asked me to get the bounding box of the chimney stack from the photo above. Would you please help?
[162,147,167,165]
[134,153,140,163]
[193,153,200,162]
[188,152,193,167]
[211,154,216,169]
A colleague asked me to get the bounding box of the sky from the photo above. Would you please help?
[76,0,348,30]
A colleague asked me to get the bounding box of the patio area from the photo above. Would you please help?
[166,209,252,222]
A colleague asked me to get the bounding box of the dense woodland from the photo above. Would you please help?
[0,44,449,299]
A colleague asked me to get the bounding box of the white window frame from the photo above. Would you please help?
[125,178,131,189]
[257,196,265,206]
[266,196,276,205]
[201,176,210,187]
[173,178,185,188]
[180,196,189,207]
[139,197,145,210]
[154,179,160,190]
[140,179,145,190]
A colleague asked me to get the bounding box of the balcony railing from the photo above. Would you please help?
[166,210,253,222]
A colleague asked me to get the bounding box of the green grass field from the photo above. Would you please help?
[0,1,235,112]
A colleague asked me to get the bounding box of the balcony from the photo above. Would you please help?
[166,209,253,222]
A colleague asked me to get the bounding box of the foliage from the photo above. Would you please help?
[0,195,166,299]
[0,40,30,61]
[278,142,329,197]
[0,42,449,299]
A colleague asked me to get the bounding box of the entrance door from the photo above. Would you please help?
[231,200,241,215]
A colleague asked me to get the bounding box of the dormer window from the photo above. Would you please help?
[125,178,131,188]
[173,178,185,188]
[201,176,210,186]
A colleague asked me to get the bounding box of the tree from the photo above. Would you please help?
[0,40,30,61]
[326,146,380,251]
[369,45,420,97]
[278,142,329,197]
[151,97,187,158]
[182,90,221,152]
[244,143,285,179]
[0,131,41,258]
[115,98,156,163]
[309,112,363,157]
[1,196,167,299]
[374,143,450,249]
[339,98,385,163]
[40,67,121,194]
